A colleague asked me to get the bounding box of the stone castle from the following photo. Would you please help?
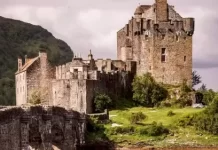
[15,0,194,114]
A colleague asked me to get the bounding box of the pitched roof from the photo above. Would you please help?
[15,57,39,74]
[71,58,87,67]
[134,5,151,15]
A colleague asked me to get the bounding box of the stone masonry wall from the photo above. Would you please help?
[26,56,55,105]
[0,106,86,150]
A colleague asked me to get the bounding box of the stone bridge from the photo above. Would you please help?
[0,105,86,150]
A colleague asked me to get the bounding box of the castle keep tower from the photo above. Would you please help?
[117,0,195,85]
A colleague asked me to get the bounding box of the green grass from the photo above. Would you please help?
[103,107,218,147]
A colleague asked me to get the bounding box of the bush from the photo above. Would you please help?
[177,97,218,135]
[167,110,175,117]
[108,126,135,135]
[132,73,168,107]
[138,122,169,136]
[94,93,112,112]
[128,112,147,124]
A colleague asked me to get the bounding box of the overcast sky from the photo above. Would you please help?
[0,0,217,90]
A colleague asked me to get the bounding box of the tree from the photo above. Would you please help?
[198,84,207,92]
[192,71,202,87]
[94,93,112,112]
[132,73,168,107]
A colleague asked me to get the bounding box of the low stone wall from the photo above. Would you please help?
[0,105,86,150]
[88,109,109,122]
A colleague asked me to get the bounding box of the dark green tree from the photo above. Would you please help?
[192,71,202,87]
[132,73,168,107]
[94,93,112,112]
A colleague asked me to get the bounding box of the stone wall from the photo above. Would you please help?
[16,71,27,105]
[0,106,86,150]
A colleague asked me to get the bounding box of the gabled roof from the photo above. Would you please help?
[15,57,39,74]
[134,5,151,15]
[71,58,88,67]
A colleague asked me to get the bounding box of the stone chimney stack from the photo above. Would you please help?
[155,0,168,22]
[25,55,28,64]
[18,57,22,71]
[39,50,48,88]
[39,50,47,65]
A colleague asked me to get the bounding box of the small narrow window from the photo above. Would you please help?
[161,48,166,63]
[162,34,165,40]
[148,48,150,53]
[184,56,187,62]
[149,66,151,70]
[176,35,179,41]
[147,20,151,29]
[154,8,156,12]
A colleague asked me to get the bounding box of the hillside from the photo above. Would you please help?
[0,16,73,105]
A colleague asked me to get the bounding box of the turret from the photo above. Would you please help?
[183,18,195,35]
[88,50,93,60]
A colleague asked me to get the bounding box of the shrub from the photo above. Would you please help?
[128,112,147,124]
[167,110,175,117]
[94,93,112,112]
[132,73,168,107]
[138,122,169,136]
[108,126,135,135]
[177,97,218,135]
[146,122,169,136]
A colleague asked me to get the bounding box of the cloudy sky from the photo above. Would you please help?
[0,0,218,90]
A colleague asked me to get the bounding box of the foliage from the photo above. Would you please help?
[107,126,135,135]
[144,122,169,136]
[29,88,49,105]
[128,112,147,124]
[86,116,107,141]
[198,84,207,92]
[178,97,218,135]
[107,122,169,137]
[132,73,168,107]
[181,79,192,93]
[0,16,73,105]
[192,71,202,87]
[167,110,175,117]
[94,93,112,112]
[202,89,217,105]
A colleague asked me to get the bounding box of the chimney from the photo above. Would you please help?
[155,0,168,22]
[18,57,22,71]
[39,50,47,69]
[25,55,28,64]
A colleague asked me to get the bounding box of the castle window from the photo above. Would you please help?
[154,8,156,12]
[162,34,165,40]
[161,48,166,63]
[145,35,149,41]
[147,20,151,29]
[149,66,151,70]
[176,35,179,41]
[74,69,78,72]
[184,56,187,62]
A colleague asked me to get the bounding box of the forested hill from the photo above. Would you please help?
[0,16,73,105]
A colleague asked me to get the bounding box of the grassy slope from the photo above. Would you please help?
[105,107,218,147]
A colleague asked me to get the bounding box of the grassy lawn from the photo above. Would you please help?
[103,107,218,147]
